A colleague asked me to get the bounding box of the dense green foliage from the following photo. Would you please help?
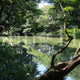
[0,0,80,80]
[37,0,80,37]
[0,0,42,35]
[0,0,80,36]
[49,0,80,29]
[0,42,39,80]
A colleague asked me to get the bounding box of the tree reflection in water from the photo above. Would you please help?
[28,43,80,80]
[0,42,39,80]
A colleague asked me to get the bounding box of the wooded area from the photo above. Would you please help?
[0,0,80,80]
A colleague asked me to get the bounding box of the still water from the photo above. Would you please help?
[0,36,80,80]
[29,43,78,80]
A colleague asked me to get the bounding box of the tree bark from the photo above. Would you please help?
[36,54,80,80]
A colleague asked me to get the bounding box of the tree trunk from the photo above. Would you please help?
[36,55,80,80]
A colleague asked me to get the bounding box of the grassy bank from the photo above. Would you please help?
[37,28,80,39]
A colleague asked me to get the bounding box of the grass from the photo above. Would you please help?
[0,36,79,48]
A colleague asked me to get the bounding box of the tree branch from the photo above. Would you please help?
[51,37,72,67]
[36,0,80,80]
[62,55,80,75]
[36,55,80,80]
[73,47,80,58]
[50,0,73,68]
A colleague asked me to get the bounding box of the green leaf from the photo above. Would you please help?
[64,6,74,11]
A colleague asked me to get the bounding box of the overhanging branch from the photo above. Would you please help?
[36,0,80,80]
[50,0,73,68]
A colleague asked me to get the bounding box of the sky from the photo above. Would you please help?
[38,1,51,8]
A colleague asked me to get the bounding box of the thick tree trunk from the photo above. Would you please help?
[36,55,80,80]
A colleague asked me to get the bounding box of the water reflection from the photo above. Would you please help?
[36,63,47,77]
[0,42,39,80]
[29,43,74,64]
[65,76,74,80]
[0,36,80,80]
[28,43,80,80]
[34,43,56,55]
[36,62,74,80]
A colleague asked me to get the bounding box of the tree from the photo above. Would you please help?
[62,0,80,28]
[0,0,42,35]
[36,0,80,80]
[37,5,53,33]
[0,42,39,80]
[37,5,61,33]
[49,0,80,29]
[22,8,42,35]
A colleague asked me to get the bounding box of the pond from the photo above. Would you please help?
[0,36,80,80]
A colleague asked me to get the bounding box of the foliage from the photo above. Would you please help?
[0,0,80,80]
[0,42,39,80]
[49,0,80,29]
[0,0,42,35]
[37,5,57,33]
